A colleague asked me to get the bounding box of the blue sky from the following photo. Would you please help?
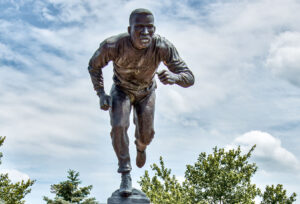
[1,0,300,203]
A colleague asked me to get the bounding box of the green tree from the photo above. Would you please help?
[139,156,192,204]
[139,146,262,204]
[43,169,99,204]
[0,136,35,204]
[261,184,297,204]
[184,146,260,204]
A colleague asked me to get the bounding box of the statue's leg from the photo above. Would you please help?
[109,85,132,173]
[133,90,156,168]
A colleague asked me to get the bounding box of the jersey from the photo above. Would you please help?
[88,33,194,93]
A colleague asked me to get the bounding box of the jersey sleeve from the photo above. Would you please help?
[160,38,194,87]
[88,39,116,94]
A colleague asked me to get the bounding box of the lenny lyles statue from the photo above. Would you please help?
[88,8,194,197]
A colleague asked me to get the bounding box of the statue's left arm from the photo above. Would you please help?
[158,40,195,88]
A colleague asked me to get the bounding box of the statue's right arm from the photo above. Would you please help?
[88,42,110,95]
[88,42,114,110]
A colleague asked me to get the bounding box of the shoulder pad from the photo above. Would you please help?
[103,33,129,47]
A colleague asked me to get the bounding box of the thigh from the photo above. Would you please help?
[134,90,156,129]
[109,85,132,127]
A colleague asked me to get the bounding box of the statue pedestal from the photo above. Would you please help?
[107,188,150,204]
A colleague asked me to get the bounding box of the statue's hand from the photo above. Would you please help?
[157,70,179,85]
[99,93,112,111]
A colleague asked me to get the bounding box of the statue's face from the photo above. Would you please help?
[128,14,155,49]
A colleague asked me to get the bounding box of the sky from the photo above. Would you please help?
[1,0,300,203]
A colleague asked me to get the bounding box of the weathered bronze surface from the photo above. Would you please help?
[107,188,150,204]
[88,8,194,197]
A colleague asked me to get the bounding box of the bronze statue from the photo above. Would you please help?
[88,8,194,197]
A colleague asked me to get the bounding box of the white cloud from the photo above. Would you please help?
[266,31,300,86]
[227,131,300,172]
[0,169,30,183]
[176,175,185,184]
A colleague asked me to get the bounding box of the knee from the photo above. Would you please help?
[139,129,155,146]
[111,123,129,136]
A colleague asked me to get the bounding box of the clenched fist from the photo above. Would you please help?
[99,93,112,111]
[157,70,180,85]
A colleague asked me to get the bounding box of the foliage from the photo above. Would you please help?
[139,156,193,204]
[261,184,297,204]
[43,169,99,204]
[184,146,260,204]
[0,136,35,204]
[139,145,297,204]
